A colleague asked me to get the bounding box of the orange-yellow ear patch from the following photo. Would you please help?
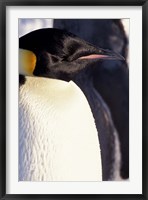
[19,49,37,76]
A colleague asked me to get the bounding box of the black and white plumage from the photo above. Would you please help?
[19,28,124,181]
[72,67,121,180]
[54,19,129,179]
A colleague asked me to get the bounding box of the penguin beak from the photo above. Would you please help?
[78,48,125,61]
[19,49,37,76]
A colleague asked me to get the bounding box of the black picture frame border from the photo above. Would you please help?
[0,0,147,199]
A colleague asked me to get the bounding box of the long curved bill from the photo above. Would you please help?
[78,48,125,61]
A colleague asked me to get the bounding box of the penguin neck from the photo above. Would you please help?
[72,67,94,90]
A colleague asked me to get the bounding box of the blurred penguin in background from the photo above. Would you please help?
[54,19,129,180]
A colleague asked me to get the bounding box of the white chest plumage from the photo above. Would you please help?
[19,76,102,181]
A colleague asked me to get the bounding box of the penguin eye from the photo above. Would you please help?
[60,55,69,62]
[51,55,59,63]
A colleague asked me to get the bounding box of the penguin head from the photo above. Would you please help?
[19,28,124,80]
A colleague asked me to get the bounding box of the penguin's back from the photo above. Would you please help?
[19,77,102,181]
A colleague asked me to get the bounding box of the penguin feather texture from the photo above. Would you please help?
[19,76,102,181]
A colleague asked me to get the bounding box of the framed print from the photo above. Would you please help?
[0,0,147,199]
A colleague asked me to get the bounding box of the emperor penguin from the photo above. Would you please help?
[19,28,123,181]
